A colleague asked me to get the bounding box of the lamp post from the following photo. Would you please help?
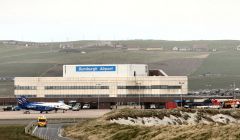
[230,82,239,109]
[230,82,236,109]
[96,83,101,109]
[235,88,239,109]
[136,82,141,109]
[179,82,184,108]
[139,83,141,109]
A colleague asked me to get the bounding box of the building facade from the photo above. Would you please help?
[14,64,188,98]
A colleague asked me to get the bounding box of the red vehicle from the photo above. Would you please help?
[165,102,177,109]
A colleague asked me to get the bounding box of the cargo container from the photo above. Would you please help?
[165,102,177,109]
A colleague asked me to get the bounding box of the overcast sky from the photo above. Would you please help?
[1,0,240,42]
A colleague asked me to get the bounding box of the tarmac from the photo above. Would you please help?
[0,109,111,120]
[33,123,71,140]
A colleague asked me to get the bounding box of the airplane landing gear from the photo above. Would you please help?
[55,108,58,113]
[24,111,30,114]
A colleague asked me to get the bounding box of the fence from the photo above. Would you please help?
[25,118,81,140]
[24,120,36,134]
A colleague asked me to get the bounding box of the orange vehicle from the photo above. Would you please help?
[37,116,47,127]
[224,100,240,108]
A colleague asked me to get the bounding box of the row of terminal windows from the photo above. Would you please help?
[15,86,36,90]
[117,85,181,89]
[15,85,181,90]
[117,94,181,97]
[45,94,109,98]
[15,95,37,98]
[15,94,181,98]
[45,86,109,90]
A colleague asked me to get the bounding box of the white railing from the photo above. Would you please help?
[24,121,36,135]
[25,118,79,140]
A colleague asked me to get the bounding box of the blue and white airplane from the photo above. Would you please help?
[17,96,71,114]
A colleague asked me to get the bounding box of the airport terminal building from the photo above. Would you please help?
[14,64,188,98]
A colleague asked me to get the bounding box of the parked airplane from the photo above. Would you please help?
[17,96,71,114]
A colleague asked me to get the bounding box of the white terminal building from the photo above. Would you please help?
[14,64,188,98]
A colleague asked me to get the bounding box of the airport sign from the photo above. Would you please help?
[76,66,116,72]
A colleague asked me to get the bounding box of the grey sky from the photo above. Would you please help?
[0,0,240,42]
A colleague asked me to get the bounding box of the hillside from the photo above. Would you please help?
[64,108,240,140]
[1,40,240,96]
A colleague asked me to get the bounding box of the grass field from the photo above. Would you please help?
[118,40,240,50]
[0,125,40,140]
[190,51,240,90]
[0,46,204,76]
[192,51,240,76]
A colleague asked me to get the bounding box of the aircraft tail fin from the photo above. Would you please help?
[17,96,29,106]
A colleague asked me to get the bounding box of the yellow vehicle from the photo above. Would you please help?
[37,116,47,127]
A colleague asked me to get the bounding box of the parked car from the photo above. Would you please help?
[3,106,13,111]
[82,104,90,109]
[68,100,77,109]
[12,106,21,111]
[150,104,156,109]
[183,105,190,108]
[72,103,81,111]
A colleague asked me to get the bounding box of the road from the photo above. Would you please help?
[33,123,70,140]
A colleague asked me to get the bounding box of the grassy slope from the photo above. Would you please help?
[1,40,240,96]
[192,51,240,75]
[0,46,202,76]
[0,125,40,140]
[189,51,240,90]
[118,40,240,50]
[0,45,205,96]
[66,122,240,140]
[64,109,240,140]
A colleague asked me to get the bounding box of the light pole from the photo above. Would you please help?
[235,88,239,109]
[136,82,141,109]
[96,83,101,109]
[234,82,235,104]
[230,82,239,109]
[230,82,236,109]
[179,82,184,108]
[139,83,141,109]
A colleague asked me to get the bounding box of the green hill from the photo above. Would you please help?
[0,40,240,96]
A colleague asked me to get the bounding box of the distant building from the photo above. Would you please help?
[212,48,217,52]
[236,45,240,51]
[172,47,179,51]
[145,47,163,51]
[96,41,113,47]
[192,44,209,52]
[114,44,124,48]
[59,43,73,49]
[3,40,17,45]
[179,47,191,51]
[127,48,140,51]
